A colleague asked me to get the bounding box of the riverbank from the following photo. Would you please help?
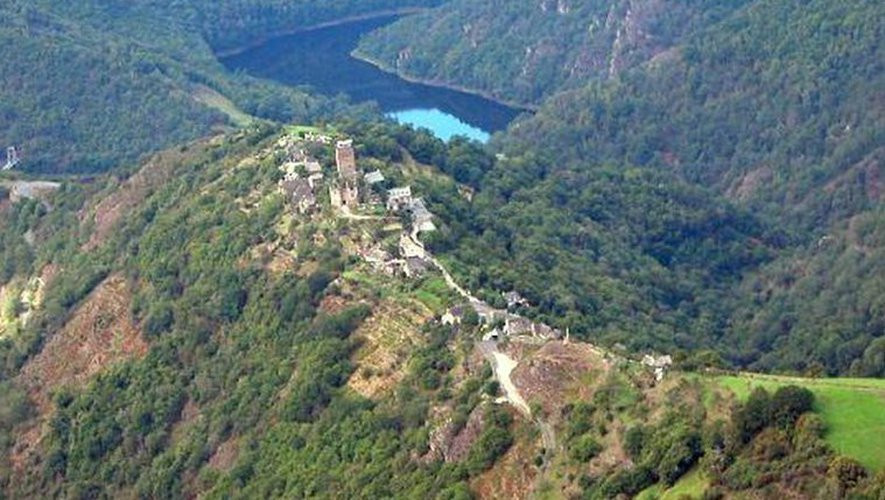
[214,8,430,59]
[351,50,539,113]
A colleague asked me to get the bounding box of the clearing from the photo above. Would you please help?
[715,373,885,470]
[637,466,707,500]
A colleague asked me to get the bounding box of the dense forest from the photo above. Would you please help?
[370,0,884,375]
[0,0,443,173]
[357,0,752,105]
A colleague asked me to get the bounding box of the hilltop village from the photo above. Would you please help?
[268,128,674,393]
[273,130,571,340]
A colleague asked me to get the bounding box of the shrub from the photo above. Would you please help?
[769,386,814,429]
[732,387,770,443]
[144,302,174,338]
[0,381,32,430]
[565,401,595,438]
[657,437,703,486]
[466,406,513,474]
[570,435,603,462]
[600,464,655,497]
[623,425,646,460]
[483,380,500,396]
[750,428,791,461]
[721,460,757,490]
[466,427,512,474]
[828,456,867,493]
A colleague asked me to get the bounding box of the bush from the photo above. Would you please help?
[466,406,513,474]
[570,435,603,462]
[721,460,757,490]
[600,464,655,497]
[732,387,771,443]
[144,303,174,338]
[828,456,867,493]
[483,380,500,396]
[657,437,702,485]
[283,380,331,422]
[309,305,371,339]
[466,426,512,473]
[564,401,595,438]
[750,428,791,461]
[623,425,646,460]
[768,386,814,429]
[0,382,32,430]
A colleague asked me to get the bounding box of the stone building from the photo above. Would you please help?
[387,186,413,211]
[280,176,316,214]
[408,198,436,233]
[336,140,360,207]
[336,140,358,180]
[364,170,385,185]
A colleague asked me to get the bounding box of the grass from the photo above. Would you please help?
[715,373,885,470]
[284,124,322,135]
[341,269,389,297]
[192,85,254,127]
[413,276,453,312]
[637,466,707,500]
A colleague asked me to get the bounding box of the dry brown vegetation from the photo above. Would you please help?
[347,298,432,399]
[511,342,610,422]
[208,436,241,472]
[425,405,486,463]
[16,274,147,411]
[81,142,208,250]
[9,274,147,473]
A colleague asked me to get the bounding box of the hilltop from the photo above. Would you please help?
[2,0,881,377]
[1,124,883,498]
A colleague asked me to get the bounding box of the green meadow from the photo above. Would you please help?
[637,466,707,500]
[717,374,885,470]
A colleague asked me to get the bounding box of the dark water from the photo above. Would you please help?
[219,16,519,141]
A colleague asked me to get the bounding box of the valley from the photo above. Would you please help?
[0,0,882,497]
[219,16,521,142]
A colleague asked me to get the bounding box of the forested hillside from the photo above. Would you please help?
[1,125,882,498]
[395,0,884,375]
[1,0,883,496]
[357,0,751,105]
[0,0,443,173]
[497,0,883,225]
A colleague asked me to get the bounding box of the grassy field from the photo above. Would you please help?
[192,85,255,127]
[716,373,885,470]
[284,124,325,136]
[413,276,455,312]
[637,466,707,500]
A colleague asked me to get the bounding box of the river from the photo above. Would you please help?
[218,15,520,142]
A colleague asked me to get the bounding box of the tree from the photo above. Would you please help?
[732,387,770,443]
[769,386,814,429]
[571,435,603,462]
